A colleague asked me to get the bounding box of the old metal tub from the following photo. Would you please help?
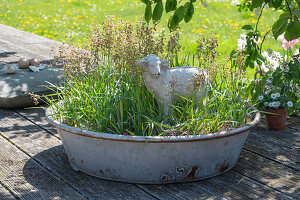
[46,108,260,184]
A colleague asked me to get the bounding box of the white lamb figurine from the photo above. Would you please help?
[136,54,209,116]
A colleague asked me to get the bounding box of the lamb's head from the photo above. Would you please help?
[136,54,169,78]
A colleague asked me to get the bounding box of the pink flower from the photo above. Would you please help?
[281,38,299,50]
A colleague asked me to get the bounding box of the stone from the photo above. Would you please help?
[29,65,39,72]
[18,58,30,69]
[29,58,40,67]
[4,63,18,74]
[0,64,63,108]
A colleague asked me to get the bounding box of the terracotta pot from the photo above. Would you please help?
[264,109,288,131]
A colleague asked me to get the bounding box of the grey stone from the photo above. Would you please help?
[0,64,63,108]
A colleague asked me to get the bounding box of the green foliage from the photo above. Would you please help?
[272,15,289,39]
[166,0,177,13]
[238,0,300,41]
[141,0,198,31]
[153,0,164,22]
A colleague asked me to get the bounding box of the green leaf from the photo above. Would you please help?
[230,50,237,58]
[168,16,176,31]
[241,25,253,30]
[166,0,177,13]
[284,21,300,41]
[279,12,291,19]
[153,0,163,22]
[184,2,194,23]
[141,0,150,4]
[272,17,288,39]
[172,6,185,25]
[271,0,283,9]
[144,3,152,23]
[252,0,263,8]
[296,101,300,109]
[293,10,300,19]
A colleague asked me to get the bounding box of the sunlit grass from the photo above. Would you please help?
[0,0,284,56]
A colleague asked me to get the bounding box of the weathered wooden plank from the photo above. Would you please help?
[0,134,85,199]
[235,150,300,199]
[245,130,299,171]
[13,109,294,200]
[0,109,159,200]
[0,49,20,63]
[0,183,16,200]
[139,169,294,200]
[0,39,51,62]
[250,118,300,148]
[14,108,59,137]
[0,24,61,58]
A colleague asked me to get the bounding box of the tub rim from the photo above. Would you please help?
[45,106,260,143]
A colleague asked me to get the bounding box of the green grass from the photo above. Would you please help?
[47,61,254,136]
[0,0,285,56]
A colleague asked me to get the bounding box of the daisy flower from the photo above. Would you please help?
[271,93,277,99]
[275,93,280,97]
[264,102,269,106]
[258,95,264,100]
[276,101,280,107]
[268,102,273,107]
[266,79,272,83]
[287,101,293,107]
[264,85,270,89]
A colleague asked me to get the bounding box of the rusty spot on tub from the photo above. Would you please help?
[161,172,174,182]
[224,141,229,146]
[184,167,198,180]
[176,167,185,173]
[161,175,168,181]
[72,157,74,161]
[81,160,84,164]
[216,162,230,173]
[99,170,104,175]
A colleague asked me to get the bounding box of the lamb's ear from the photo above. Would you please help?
[136,59,148,67]
[160,59,169,69]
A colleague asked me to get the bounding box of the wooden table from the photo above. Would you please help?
[0,24,299,200]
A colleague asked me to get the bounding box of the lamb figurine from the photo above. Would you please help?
[136,54,209,116]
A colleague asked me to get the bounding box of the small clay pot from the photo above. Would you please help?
[264,109,288,131]
[18,58,30,69]
[29,58,40,67]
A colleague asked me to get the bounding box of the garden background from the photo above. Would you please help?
[0,0,285,58]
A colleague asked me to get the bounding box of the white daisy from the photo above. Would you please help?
[258,95,264,100]
[264,102,269,106]
[275,93,280,97]
[287,101,293,107]
[276,87,281,90]
[264,85,270,89]
[276,101,280,107]
[271,93,277,99]
[266,79,272,83]
[268,102,273,107]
